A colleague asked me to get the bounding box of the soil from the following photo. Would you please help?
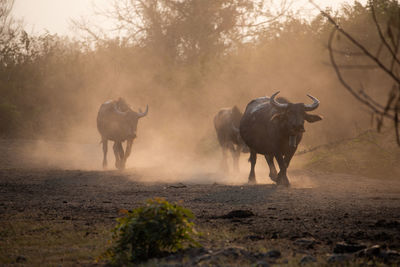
[1,139,399,266]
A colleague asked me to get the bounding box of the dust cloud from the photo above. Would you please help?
[11,16,394,186]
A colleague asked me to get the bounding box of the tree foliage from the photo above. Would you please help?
[74,0,292,65]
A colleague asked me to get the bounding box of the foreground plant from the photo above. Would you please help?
[102,198,200,264]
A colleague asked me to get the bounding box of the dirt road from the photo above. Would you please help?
[1,139,399,265]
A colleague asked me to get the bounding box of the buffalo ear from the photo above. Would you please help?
[305,113,323,123]
[270,112,284,122]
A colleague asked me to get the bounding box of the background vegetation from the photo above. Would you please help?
[0,0,399,177]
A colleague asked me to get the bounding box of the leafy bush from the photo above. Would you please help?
[103,198,200,264]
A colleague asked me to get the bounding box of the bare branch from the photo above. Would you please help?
[325,46,368,56]
[70,17,102,42]
[395,100,400,145]
[359,84,387,110]
[328,28,394,119]
[370,3,400,67]
[235,0,293,30]
[322,61,380,69]
[310,0,400,86]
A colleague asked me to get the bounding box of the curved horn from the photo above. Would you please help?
[304,94,320,111]
[270,91,288,110]
[137,104,149,118]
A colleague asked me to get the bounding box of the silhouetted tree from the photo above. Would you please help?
[311,0,400,145]
[0,0,23,135]
[73,0,292,65]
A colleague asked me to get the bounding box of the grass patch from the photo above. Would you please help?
[0,218,111,265]
[301,130,400,179]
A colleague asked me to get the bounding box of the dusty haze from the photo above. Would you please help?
[13,38,389,184]
[3,1,397,184]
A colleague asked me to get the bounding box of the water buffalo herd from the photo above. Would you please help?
[97,92,322,186]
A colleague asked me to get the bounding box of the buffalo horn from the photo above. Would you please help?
[304,94,320,111]
[137,105,149,118]
[270,91,288,110]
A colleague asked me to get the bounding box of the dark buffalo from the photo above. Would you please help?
[214,106,249,172]
[239,92,322,185]
[97,98,148,170]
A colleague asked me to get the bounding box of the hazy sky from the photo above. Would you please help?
[13,0,365,36]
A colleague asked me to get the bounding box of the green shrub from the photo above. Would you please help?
[103,198,200,264]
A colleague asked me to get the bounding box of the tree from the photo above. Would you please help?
[0,0,23,136]
[73,0,292,65]
[310,0,400,145]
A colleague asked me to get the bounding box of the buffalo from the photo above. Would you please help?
[97,98,148,170]
[214,106,249,172]
[239,92,322,186]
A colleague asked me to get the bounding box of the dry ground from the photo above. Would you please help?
[0,139,399,266]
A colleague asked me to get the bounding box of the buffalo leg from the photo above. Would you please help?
[117,142,125,170]
[220,146,229,172]
[264,155,277,182]
[102,138,108,169]
[113,142,121,169]
[232,149,240,172]
[275,154,290,186]
[123,139,133,167]
[248,150,257,184]
[284,148,296,168]
[228,143,240,172]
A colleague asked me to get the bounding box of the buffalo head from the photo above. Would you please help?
[113,103,149,139]
[270,91,322,147]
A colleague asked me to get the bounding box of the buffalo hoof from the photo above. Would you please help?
[269,172,278,182]
[115,161,125,170]
[248,177,257,185]
[118,164,126,170]
[233,165,240,173]
[276,174,290,187]
[221,163,229,173]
